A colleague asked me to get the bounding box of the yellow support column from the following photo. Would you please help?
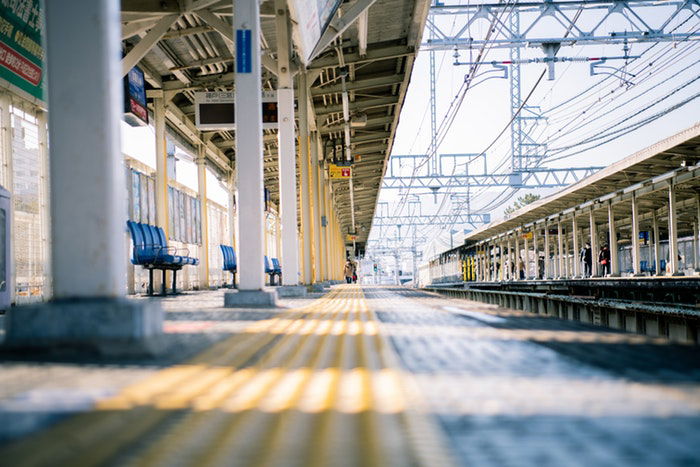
[196,151,210,289]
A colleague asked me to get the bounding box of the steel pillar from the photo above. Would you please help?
[5,0,162,354]
[298,72,313,284]
[197,152,210,289]
[234,0,265,291]
[589,210,599,277]
[668,185,681,275]
[275,1,299,286]
[572,215,580,277]
[652,211,661,276]
[311,133,323,281]
[608,202,619,276]
[631,194,641,276]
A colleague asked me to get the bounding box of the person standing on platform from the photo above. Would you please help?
[580,242,592,277]
[518,257,526,280]
[599,243,611,276]
[344,260,354,284]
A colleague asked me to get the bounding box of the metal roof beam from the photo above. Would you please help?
[308,44,414,70]
[311,74,404,96]
[122,14,180,77]
[195,8,292,76]
[308,0,380,62]
[315,96,397,116]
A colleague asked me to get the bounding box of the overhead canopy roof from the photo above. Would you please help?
[464,122,700,243]
[120,0,431,249]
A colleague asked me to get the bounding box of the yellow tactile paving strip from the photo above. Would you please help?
[1,285,454,467]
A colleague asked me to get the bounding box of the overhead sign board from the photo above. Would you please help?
[0,0,44,102]
[288,0,343,64]
[194,90,278,130]
[329,164,352,179]
[123,66,148,126]
[346,234,358,242]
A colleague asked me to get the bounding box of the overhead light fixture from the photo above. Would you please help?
[350,112,367,127]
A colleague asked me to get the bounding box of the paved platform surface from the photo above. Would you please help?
[0,285,699,466]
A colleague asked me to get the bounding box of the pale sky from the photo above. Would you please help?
[370,3,700,265]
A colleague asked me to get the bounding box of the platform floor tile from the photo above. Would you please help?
[0,286,454,467]
[364,287,700,467]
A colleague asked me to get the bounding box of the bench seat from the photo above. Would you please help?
[127,221,198,294]
[220,245,237,288]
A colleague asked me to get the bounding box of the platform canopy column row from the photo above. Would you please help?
[472,163,700,282]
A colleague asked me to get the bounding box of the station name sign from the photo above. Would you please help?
[194,90,278,130]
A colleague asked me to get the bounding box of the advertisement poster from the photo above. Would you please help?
[329,164,352,179]
[0,0,44,102]
[288,0,343,64]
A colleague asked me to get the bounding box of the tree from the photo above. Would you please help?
[504,193,541,216]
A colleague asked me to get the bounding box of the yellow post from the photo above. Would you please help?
[196,153,210,289]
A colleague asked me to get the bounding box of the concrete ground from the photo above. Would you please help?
[0,285,698,466]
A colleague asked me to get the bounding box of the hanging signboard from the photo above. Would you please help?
[123,66,148,126]
[346,234,358,242]
[195,90,278,130]
[521,231,533,240]
[288,0,343,64]
[329,164,352,179]
[0,0,44,102]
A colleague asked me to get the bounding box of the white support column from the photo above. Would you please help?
[523,232,529,280]
[486,242,496,282]
[197,152,210,289]
[298,72,313,284]
[631,194,641,276]
[505,237,512,280]
[0,93,12,190]
[564,227,570,278]
[532,225,539,279]
[608,202,619,276]
[1,93,15,302]
[694,220,699,274]
[319,174,328,280]
[153,97,169,233]
[37,110,51,298]
[695,194,700,272]
[49,2,125,298]
[311,132,323,282]
[324,182,332,281]
[652,211,661,276]
[572,215,580,277]
[228,170,237,251]
[557,220,564,278]
[6,0,162,353]
[668,184,681,275]
[275,1,299,287]
[514,232,521,280]
[499,239,505,281]
[544,224,550,279]
[589,209,599,277]
[226,0,276,306]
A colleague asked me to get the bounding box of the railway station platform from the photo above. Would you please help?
[2,285,699,466]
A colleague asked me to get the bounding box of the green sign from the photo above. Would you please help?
[0,0,44,101]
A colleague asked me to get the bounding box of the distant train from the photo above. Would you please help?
[419,235,699,287]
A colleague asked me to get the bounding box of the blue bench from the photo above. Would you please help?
[127,220,199,295]
[220,245,237,288]
[271,257,282,278]
[264,256,282,285]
